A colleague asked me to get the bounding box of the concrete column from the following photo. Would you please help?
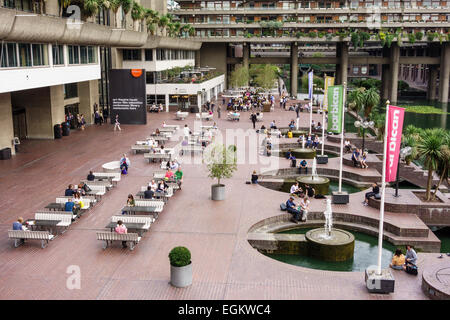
[335,43,341,84]
[197,93,202,111]
[50,85,65,126]
[381,47,391,101]
[339,43,349,86]
[389,44,400,104]
[79,80,99,125]
[290,43,298,97]
[439,44,450,105]
[427,66,438,101]
[0,93,15,155]
[195,50,201,67]
[165,94,170,112]
[243,43,250,70]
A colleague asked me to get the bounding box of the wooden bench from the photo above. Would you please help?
[131,144,154,154]
[82,180,113,190]
[144,153,172,163]
[180,145,204,155]
[8,230,54,248]
[86,185,106,198]
[175,111,188,120]
[160,127,178,133]
[134,200,165,212]
[227,113,240,121]
[162,124,180,130]
[92,172,121,183]
[36,209,78,220]
[196,113,213,121]
[57,195,97,206]
[35,212,72,232]
[138,186,174,201]
[111,215,155,231]
[96,232,141,251]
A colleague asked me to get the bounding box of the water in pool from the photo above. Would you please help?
[263,228,397,272]
[432,227,450,253]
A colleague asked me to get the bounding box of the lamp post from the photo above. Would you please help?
[354,119,374,152]
[394,146,412,197]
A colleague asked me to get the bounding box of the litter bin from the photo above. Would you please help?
[0,147,12,160]
[54,124,62,139]
[61,122,70,136]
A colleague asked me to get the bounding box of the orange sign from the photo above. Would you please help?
[131,69,143,78]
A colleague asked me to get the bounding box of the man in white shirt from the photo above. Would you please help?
[290,182,303,197]
[183,124,190,139]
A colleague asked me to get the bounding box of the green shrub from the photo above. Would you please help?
[415,31,424,40]
[408,33,416,44]
[308,31,317,38]
[169,246,191,267]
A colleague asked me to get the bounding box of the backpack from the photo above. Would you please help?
[122,168,127,175]
[405,263,418,276]
[280,203,287,211]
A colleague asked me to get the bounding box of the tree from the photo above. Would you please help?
[253,64,278,90]
[145,9,159,35]
[158,15,170,35]
[204,144,237,186]
[364,87,380,118]
[131,2,144,31]
[417,129,444,201]
[110,0,122,27]
[347,88,365,113]
[229,66,250,89]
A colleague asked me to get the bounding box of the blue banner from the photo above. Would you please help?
[308,71,314,100]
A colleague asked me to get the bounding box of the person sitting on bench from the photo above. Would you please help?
[87,171,95,181]
[13,217,27,231]
[305,184,315,198]
[115,220,128,248]
[390,249,405,270]
[285,149,293,159]
[286,196,302,224]
[251,170,258,184]
[120,154,130,172]
[289,154,297,168]
[299,159,308,174]
[363,183,380,206]
[144,186,154,199]
[351,149,361,167]
[65,184,75,196]
[305,134,313,148]
[344,140,352,153]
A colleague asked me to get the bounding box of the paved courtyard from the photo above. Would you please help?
[0,106,439,299]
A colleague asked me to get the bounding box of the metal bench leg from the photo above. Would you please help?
[129,242,135,251]
[14,239,23,248]
[41,240,47,249]
[102,241,108,250]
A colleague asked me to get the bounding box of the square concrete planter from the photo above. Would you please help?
[316,155,328,164]
[332,191,349,204]
[365,266,395,294]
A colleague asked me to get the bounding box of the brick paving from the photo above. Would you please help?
[0,104,436,299]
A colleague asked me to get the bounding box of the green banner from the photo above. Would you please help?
[327,85,344,134]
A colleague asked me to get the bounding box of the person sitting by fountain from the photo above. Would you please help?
[289,154,297,168]
[344,140,352,153]
[351,148,361,167]
[285,149,293,159]
[286,196,302,224]
[305,184,315,198]
[270,120,277,129]
[363,183,380,206]
[299,159,308,174]
[266,145,272,157]
[290,182,304,197]
[305,134,313,148]
[288,120,295,130]
[287,129,293,139]
[390,249,406,270]
[316,122,322,131]
[299,196,310,221]
[360,152,369,169]
[312,135,320,150]
[251,171,259,184]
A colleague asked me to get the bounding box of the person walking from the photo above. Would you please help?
[114,114,121,131]
[217,105,221,119]
[251,112,257,129]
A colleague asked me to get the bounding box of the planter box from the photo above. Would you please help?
[332,191,349,204]
[365,266,395,294]
[316,155,328,164]
[211,184,226,201]
[170,263,193,288]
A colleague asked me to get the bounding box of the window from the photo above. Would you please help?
[52,45,64,65]
[18,43,32,67]
[123,49,141,61]
[64,83,78,99]
[80,46,88,64]
[145,49,153,61]
[156,49,166,60]
[0,42,18,68]
[146,71,155,84]
[87,46,96,63]
[68,45,80,64]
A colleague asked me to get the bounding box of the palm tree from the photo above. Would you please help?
[120,0,132,28]
[59,0,72,17]
[82,0,100,19]
[144,9,159,35]
[347,88,365,114]
[188,26,195,37]
[402,134,419,165]
[417,129,444,201]
[364,87,380,118]
[109,0,122,27]
[158,15,169,35]
[131,2,144,31]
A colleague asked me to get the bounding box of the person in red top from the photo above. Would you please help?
[165,168,174,179]
[115,220,127,248]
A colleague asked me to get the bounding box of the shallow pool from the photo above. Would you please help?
[263,228,397,272]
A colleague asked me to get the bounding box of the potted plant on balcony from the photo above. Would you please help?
[204,144,237,201]
[169,246,192,288]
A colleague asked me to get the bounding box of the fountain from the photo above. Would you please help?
[289,136,316,159]
[305,199,355,262]
[296,158,330,195]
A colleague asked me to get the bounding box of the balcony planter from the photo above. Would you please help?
[169,247,192,288]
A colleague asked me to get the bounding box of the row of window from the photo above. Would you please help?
[180,14,450,24]
[123,49,195,61]
[179,1,446,10]
[0,43,97,68]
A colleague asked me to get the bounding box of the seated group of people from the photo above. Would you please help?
[351,148,369,169]
[298,134,320,150]
[389,245,418,271]
[285,195,311,223]
[120,154,131,173]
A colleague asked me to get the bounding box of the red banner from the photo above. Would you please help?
[385,105,405,182]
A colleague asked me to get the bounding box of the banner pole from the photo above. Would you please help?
[338,82,346,193]
[321,98,325,156]
[377,100,390,275]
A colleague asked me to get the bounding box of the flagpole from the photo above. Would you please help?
[308,71,313,136]
[338,82,346,193]
[377,100,390,275]
[321,101,325,156]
